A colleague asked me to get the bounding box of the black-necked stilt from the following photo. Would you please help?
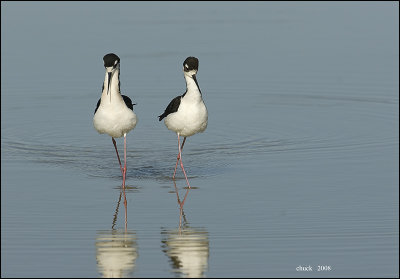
[158,57,208,188]
[93,53,137,188]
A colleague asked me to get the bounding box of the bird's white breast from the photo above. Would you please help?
[164,97,208,137]
[93,99,137,138]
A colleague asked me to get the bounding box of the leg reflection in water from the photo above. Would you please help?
[96,186,138,278]
[161,180,210,277]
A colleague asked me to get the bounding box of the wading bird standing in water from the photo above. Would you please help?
[158,57,208,188]
[93,53,137,188]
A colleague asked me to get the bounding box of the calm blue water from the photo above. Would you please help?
[1,2,398,278]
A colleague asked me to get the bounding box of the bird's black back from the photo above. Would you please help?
[122,95,134,111]
[94,98,101,114]
[158,94,183,121]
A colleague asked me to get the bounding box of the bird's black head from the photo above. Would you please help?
[183,56,199,72]
[103,53,120,68]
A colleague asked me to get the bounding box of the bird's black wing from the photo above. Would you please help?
[158,95,182,121]
[122,95,136,111]
[94,98,101,114]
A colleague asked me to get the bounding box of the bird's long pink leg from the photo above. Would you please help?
[112,137,124,175]
[177,134,191,188]
[173,137,186,178]
[122,133,127,189]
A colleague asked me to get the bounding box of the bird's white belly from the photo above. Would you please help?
[164,101,208,137]
[93,105,137,138]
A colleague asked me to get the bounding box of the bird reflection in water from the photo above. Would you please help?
[161,181,210,277]
[95,187,138,278]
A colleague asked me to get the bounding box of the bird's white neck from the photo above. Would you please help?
[101,69,122,103]
[184,74,202,100]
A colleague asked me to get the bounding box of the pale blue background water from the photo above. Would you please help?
[1,2,399,278]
